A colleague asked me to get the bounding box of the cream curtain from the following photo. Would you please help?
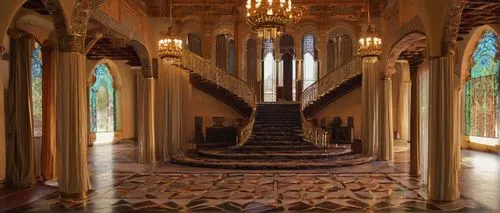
[361,57,379,156]
[137,76,156,164]
[5,32,36,188]
[41,42,57,180]
[378,77,394,160]
[155,62,190,161]
[56,52,90,194]
[427,57,460,201]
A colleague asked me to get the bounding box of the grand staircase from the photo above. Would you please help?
[170,51,373,169]
[172,103,373,169]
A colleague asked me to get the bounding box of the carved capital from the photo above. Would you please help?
[58,34,86,53]
[442,0,468,56]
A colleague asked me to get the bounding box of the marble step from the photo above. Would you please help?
[196,148,352,160]
[171,153,375,170]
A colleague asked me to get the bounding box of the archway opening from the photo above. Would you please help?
[263,39,276,102]
[302,34,317,90]
[90,63,117,144]
[464,30,499,146]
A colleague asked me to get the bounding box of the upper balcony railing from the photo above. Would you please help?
[174,50,256,109]
[301,58,362,110]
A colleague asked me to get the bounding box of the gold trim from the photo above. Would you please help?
[58,34,86,53]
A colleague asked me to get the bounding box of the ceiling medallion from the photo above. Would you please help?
[245,0,303,41]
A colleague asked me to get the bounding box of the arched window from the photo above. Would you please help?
[465,30,499,142]
[31,42,43,137]
[303,34,317,90]
[89,64,116,134]
[228,39,235,74]
[188,33,202,56]
[327,34,353,72]
[263,39,276,102]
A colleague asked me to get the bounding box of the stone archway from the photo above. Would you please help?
[87,59,123,145]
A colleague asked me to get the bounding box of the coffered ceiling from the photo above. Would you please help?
[143,0,373,22]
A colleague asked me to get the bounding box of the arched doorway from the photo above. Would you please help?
[464,30,499,145]
[280,35,296,101]
[89,63,120,144]
[262,39,276,102]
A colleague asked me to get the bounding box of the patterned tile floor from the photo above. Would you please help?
[1,142,498,212]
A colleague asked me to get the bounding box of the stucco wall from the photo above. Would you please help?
[188,87,243,141]
[309,87,362,140]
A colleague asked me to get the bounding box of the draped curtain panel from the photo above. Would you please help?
[55,52,91,194]
[6,32,36,188]
[41,43,57,180]
[155,63,191,161]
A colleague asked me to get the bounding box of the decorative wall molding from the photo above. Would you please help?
[90,9,145,44]
[442,0,468,56]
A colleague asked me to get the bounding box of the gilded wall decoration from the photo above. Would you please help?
[442,0,468,56]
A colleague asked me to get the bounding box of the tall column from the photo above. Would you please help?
[138,77,156,164]
[256,40,263,102]
[295,45,303,101]
[427,56,460,201]
[409,66,420,177]
[56,34,90,202]
[398,62,411,141]
[378,75,393,160]
[361,56,379,155]
[41,41,57,180]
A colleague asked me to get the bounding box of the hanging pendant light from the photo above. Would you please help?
[357,0,382,58]
[159,0,183,60]
[245,0,304,41]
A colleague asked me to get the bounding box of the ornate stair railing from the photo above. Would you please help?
[301,111,329,149]
[299,57,362,149]
[172,50,256,148]
[301,58,362,110]
[176,50,255,108]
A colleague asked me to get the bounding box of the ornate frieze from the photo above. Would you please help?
[442,0,468,56]
[58,34,86,53]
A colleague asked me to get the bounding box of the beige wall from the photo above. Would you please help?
[310,87,362,140]
[188,87,243,141]
[86,59,137,140]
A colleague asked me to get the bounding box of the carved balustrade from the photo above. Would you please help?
[172,50,256,148]
[301,58,362,110]
[299,57,362,149]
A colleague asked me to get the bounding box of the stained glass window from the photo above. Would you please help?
[303,34,317,90]
[90,64,116,133]
[31,42,43,137]
[465,31,498,139]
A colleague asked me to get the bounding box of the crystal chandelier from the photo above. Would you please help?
[159,27,183,59]
[245,0,302,41]
[158,0,183,60]
[357,0,382,58]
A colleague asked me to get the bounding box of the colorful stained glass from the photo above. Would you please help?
[465,30,498,138]
[89,64,116,133]
[31,42,43,137]
[303,34,317,90]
